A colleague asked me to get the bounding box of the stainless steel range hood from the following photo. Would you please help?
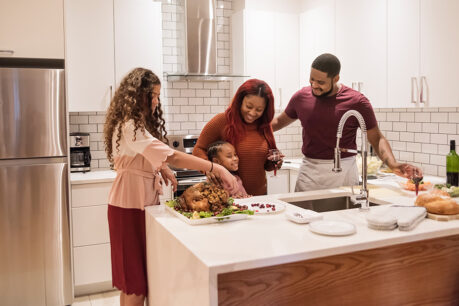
[165,0,247,81]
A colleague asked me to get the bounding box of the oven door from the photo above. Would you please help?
[175,176,207,197]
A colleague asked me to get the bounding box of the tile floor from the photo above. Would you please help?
[72,290,120,306]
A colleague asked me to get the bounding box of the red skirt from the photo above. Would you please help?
[107,204,147,296]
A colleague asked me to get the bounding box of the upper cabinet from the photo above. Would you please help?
[232,9,300,110]
[0,0,64,58]
[300,0,459,108]
[65,0,163,112]
[419,0,459,107]
[335,0,387,108]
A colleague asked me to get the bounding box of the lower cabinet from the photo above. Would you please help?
[71,179,172,296]
[267,168,300,195]
[73,244,112,296]
[267,169,290,195]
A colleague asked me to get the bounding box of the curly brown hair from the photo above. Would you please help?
[104,68,168,165]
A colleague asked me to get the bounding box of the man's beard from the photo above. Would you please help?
[312,84,334,97]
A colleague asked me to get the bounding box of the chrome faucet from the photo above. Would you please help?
[333,110,370,211]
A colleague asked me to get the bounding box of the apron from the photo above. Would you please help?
[295,156,359,192]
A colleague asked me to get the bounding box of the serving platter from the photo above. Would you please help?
[165,205,249,225]
[233,198,287,214]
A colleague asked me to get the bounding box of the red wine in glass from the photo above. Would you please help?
[269,149,280,176]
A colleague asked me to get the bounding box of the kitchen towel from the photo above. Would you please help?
[366,205,427,231]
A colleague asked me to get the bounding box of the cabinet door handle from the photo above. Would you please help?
[419,76,427,104]
[358,82,363,92]
[352,82,357,90]
[411,77,419,104]
[0,50,14,54]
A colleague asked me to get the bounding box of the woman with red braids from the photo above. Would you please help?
[192,79,282,196]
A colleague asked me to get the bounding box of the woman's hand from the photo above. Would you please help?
[212,164,238,194]
[160,166,178,192]
[205,170,223,187]
[267,149,285,169]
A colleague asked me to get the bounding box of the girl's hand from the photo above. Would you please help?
[160,166,178,192]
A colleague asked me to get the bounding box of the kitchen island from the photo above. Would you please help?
[145,178,459,305]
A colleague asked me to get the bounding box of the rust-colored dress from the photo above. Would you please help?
[193,113,274,195]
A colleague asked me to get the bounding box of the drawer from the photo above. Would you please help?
[72,205,109,247]
[73,244,111,287]
[71,182,112,207]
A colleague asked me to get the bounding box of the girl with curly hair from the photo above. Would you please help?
[104,68,237,306]
[193,79,283,196]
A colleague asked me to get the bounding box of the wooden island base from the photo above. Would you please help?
[218,234,459,305]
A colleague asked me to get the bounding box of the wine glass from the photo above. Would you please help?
[269,149,281,176]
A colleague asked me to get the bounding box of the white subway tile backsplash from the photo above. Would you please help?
[439,123,457,134]
[430,133,447,145]
[211,89,226,97]
[422,122,439,133]
[180,89,196,97]
[430,154,445,166]
[399,132,414,142]
[406,122,422,132]
[414,133,430,143]
[406,142,422,152]
[415,112,430,122]
[422,164,438,176]
[421,143,438,154]
[414,152,430,164]
[196,106,211,113]
[449,112,459,123]
[379,121,392,131]
[400,112,414,122]
[431,112,448,123]
[189,98,204,105]
[385,131,399,141]
[392,122,406,131]
[180,105,196,113]
[386,112,400,121]
[399,151,413,161]
[79,124,97,133]
[188,82,204,89]
[195,89,210,97]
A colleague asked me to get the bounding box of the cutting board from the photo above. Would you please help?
[427,213,459,221]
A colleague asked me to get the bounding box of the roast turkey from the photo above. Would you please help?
[178,182,229,212]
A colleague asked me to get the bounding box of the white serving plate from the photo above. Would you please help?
[165,205,249,225]
[285,209,323,224]
[233,198,287,214]
[308,220,356,236]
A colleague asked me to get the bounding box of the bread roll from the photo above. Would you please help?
[423,199,459,215]
[415,193,443,207]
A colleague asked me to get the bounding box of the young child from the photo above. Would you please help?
[207,141,250,198]
[104,68,237,306]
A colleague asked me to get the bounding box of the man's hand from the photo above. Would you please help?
[391,163,423,179]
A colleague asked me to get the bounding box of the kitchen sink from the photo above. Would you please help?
[287,196,378,212]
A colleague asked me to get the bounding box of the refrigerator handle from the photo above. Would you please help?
[110,85,113,101]
[411,77,419,104]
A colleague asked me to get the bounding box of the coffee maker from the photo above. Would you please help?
[70,132,91,172]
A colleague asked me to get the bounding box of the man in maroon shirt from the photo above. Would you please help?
[272,53,421,191]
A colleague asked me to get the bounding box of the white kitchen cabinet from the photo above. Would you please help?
[335,0,387,108]
[65,0,163,112]
[289,169,299,193]
[267,169,290,195]
[387,0,420,108]
[70,178,171,295]
[232,9,299,110]
[419,0,459,107]
[0,0,64,58]
[73,244,112,296]
[299,0,335,85]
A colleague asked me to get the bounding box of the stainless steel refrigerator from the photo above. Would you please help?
[0,58,72,306]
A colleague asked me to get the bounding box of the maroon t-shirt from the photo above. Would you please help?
[285,85,377,159]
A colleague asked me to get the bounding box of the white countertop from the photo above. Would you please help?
[146,175,458,276]
[70,170,116,184]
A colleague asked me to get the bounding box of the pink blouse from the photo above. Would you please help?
[108,120,174,210]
